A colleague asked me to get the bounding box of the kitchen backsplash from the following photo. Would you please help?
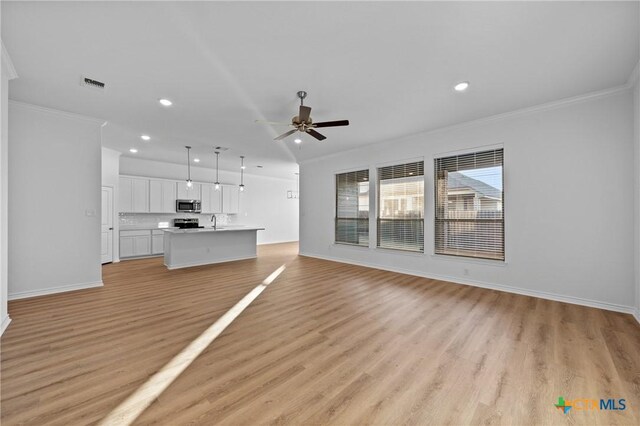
[119,213,233,228]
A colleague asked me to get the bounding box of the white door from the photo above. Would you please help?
[101,186,114,264]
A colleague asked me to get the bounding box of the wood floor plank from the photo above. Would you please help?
[2,242,639,425]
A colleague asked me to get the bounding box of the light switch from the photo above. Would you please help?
[85,209,96,217]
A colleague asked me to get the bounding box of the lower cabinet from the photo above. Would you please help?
[120,230,155,258]
[152,230,164,255]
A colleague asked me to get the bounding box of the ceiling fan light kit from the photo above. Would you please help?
[268,91,350,142]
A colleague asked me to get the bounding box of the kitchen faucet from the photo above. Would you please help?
[211,214,217,229]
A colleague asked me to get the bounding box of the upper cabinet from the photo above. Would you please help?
[149,179,177,213]
[222,184,239,214]
[201,184,222,214]
[119,177,149,213]
[118,176,238,214]
[176,181,202,201]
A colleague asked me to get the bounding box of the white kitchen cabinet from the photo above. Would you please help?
[222,184,239,214]
[120,230,152,258]
[176,181,202,200]
[201,184,223,214]
[149,179,177,213]
[119,235,135,258]
[119,177,149,213]
[152,230,164,254]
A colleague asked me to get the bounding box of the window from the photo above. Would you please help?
[377,161,424,252]
[335,169,369,246]
[434,148,504,260]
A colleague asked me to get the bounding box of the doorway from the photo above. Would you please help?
[101,186,114,264]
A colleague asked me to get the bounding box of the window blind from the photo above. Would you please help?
[377,161,424,252]
[335,169,370,246]
[434,149,504,260]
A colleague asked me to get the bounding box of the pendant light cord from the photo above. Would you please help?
[215,152,219,183]
[185,146,192,185]
[240,156,244,186]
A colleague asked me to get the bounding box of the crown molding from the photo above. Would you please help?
[1,41,18,80]
[299,83,632,165]
[8,100,107,126]
[628,60,639,87]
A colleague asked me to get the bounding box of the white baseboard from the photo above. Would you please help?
[165,255,257,270]
[8,281,104,301]
[633,308,640,325]
[258,239,299,246]
[299,251,637,316]
[1,315,11,336]
[120,254,163,261]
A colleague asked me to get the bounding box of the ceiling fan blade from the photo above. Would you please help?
[313,120,350,128]
[255,119,292,125]
[299,105,311,123]
[306,129,326,141]
[274,129,298,141]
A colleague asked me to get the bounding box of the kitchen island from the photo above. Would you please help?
[163,226,265,270]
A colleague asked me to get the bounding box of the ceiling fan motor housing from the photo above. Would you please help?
[270,90,349,141]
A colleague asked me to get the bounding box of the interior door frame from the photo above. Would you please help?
[101,185,115,264]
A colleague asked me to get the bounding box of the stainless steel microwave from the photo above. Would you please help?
[176,199,202,213]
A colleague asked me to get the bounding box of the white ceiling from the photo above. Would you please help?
[3,1,638,178]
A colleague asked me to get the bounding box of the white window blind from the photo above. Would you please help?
[377,161,424,252]
[435,149,504,260]
[335,169,370,246]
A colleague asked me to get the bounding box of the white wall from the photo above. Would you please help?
[8,102,104,299]
[633,69,640,321]
[102,146,121,261]
[1,40,17,334]
[300,89,635,313]
[119,157,299,245]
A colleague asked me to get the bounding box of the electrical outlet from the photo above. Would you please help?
[464,268,469,276]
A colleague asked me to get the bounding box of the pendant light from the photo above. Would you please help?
[239,156,245,192]
[185,146,193,188]
[214,150,221,190]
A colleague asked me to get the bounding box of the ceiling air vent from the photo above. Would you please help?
[81,76,106,91]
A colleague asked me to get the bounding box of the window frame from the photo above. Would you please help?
[334,168,371,247]
[433,146,505,262]
[375,159,426,253]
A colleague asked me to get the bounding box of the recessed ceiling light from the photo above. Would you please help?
[193,158,200,163]
[454,81,470,92]
[294,138,302,144]
[159,99,173,106]
[141,135,150,141]
[129,148,138,153]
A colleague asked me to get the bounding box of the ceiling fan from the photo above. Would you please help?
[257,91,349,141]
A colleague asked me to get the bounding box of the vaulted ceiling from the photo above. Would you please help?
[3,1,638,178]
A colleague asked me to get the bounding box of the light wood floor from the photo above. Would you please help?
[2,242,639,425]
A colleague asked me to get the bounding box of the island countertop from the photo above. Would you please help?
[163,226,265,234]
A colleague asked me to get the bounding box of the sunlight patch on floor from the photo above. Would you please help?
[99,264,287,426]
